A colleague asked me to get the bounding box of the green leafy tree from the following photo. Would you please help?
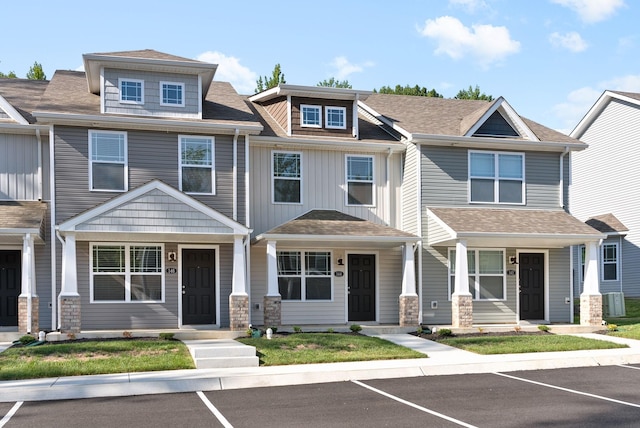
[26,61,46,80]
[454,85,493,101]
[373,84,442,98]
[318,77,352,89]
[0,61,17,78]
[255,63,286,93]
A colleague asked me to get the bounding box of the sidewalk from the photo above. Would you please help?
[2,333,640,403]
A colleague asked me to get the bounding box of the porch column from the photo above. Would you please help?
[399,242,419,326]
[18,234,38,334]
[59,232,80,334]
[229,235,249,330]
[452,239,473,328]
[264,240,281,327]
[580,240,602,326]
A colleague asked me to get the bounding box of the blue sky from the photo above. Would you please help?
[1,0,636,133]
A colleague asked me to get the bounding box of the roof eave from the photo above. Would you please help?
[254,233,420,244]
[250,84,373,103]
[251,135,406,153]
[411,134,587,152]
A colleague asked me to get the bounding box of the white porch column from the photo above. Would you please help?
[401,242,417,296]
[266,240,280,297]
[19,233,38,333]
[452,239,473,328]
[580,240,603,326]
[231,236,247,295]
[60,233,78,297]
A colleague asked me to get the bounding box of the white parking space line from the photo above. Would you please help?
[618,364,640,371]
[196,391,234,428]
[494,372,640,408]
[0,402,23,428]
[352,380,478,427]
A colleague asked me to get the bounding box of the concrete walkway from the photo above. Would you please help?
[2,333,640,403]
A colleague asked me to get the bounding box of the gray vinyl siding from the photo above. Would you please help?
[421,146,562,209]
[401,143,420,234]
[548,247,571,322]
[377,248,403,324]
[35,204,53,330]
[421,246,452,324]
[0,133,49,201]
[103,69,199,118]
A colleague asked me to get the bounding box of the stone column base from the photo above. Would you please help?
[229,294,249,330]
[263,296,281,328]
[399,295,419,326]
[451,294,473,328]
[60,296,81,333]
[18,296,39,334]
[580,294,603,326]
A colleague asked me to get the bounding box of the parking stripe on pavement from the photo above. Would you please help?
[618,364,640,371]
[0,402,23,428]
[196,391,234,428]
[352,380,478,427]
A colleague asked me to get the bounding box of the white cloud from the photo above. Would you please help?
[330,56,374,80]
[549,31,588,52]
[196,51,257,94]
[551,0,625,23]
[418,16,520,69]
[448,0,488,13]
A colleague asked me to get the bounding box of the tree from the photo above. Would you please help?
[0,61,17,78]
[454,85,493,101]
[373,84,442,98]
[255,63,286,93]
[26,61,46,80]
[318,77,352,89]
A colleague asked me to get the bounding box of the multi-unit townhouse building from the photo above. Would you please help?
[0,49,606,336]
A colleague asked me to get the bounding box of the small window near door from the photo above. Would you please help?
[449,249,505,300]
[602,243,618,281]
[277,250,332,300]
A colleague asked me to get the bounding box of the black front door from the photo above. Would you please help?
[0,250,20,326]
[182,249,216,325]
[519,253,544,320]
[348,254,375,322]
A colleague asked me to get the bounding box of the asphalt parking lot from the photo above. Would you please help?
[3,365,640,427]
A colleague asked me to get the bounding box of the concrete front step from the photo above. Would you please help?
[183,339,259,369]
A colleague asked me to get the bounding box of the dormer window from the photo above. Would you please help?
[119,79,144,104]
[325,106,346,129]
[160,81,185,107]
[301,104,321,128]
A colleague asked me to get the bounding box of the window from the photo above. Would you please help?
[449,249,505,300]
[469,151,524,204]
[301,104,321,127]
[273,151,301,203]
[325,106,346,129]
[277,251,332,300]
[180,136,214,194]
[579,245,586,284]
[602,243,618,281]
[119,79,143,104]
[89,130,127,191]
[160,81,185,106]
[346,155,374,205]
[91,244,163,302]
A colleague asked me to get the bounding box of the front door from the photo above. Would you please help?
[348,254,375,322]
[182,249,216,325]
[519,252,545,320]
[0,250,20,327]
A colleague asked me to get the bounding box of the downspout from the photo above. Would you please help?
[559,146,569,209]
[569,243,574,323]
[245,134,251,323]
[36,129,42,201]
[386,148,391,225]
[49,125,57,330]
[55,230,65,330]
[619,235,623,293]
[232,128,239,221]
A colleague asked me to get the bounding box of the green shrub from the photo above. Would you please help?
[416,326,423,334]
[607,323,618,332]
[538,325,550,332]
[327,328,335,333]
[268,326,278,334]
[350,324,362,333]
[293,326,302,333]
[437,328,453,337]
[159,332,175,340]
[19,335,36,345]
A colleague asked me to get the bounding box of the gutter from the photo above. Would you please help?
[560,146,569,209]
[232,128,239,221]
[49,124,57,331]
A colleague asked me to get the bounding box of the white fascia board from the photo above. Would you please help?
[570,90,640,138]
[412,134,587,152]
[0,123,49,134]
[250,84,372,103]
[465,97,539,142]
[458,231,606,241]
[32,111,263,134]
[251,135,406,153]
[255,233,420,244]
[0,95,29,125]
[357,100,413,140]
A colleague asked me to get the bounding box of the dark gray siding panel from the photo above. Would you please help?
[219,243,233,327]
[525,152,561,209]
[549,247,571,322]
[35,204,52,330]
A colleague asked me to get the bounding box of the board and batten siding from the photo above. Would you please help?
[421,146,562,209]
[571,99,640,297]
[0,133,49,201]
[250,146,392,236]
[401,142,420,235]
[103,69,200,118]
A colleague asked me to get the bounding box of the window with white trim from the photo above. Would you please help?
[602,242,618,281]
[180,136,214,194]
[301,104,321,127]
[277,251,332,300]
[160,81,185,106]
[89,130,127,191]
[449,249,505,300]
[119,78,143,104]
[273,151,301,203]
[325,106,346,129]
[346,155,374,206]
[91,244,164,302]
[469,151,524,204]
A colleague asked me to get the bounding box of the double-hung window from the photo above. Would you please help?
[301,104,321,127]
[273,151,301,203]
[469,151,524,204]
[119,78,143,104]
[449,249,505,300]
[91,244,164,302]
[89,130,127,191]
[180,136,214,194]
[325,106,346,129]
[277,251,332,300]
[346,155,374,206]
[602,243,618,281]
[160,81,185,106]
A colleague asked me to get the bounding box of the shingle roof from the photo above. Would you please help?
[0,78,49,123]
[89,49,203,63]
[609,90,640,102]
[0,201,47,230]
[585,213,629,234]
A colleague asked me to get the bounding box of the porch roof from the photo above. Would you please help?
[0,201,46,242]
[254,210,420,248]
[427,207,605,248]
[585,213,629,236]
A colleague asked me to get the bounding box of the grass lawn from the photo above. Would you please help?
[0,339,194,381]
[237,333,425,366]
[437,334,627,354]
[605,297,640,340]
